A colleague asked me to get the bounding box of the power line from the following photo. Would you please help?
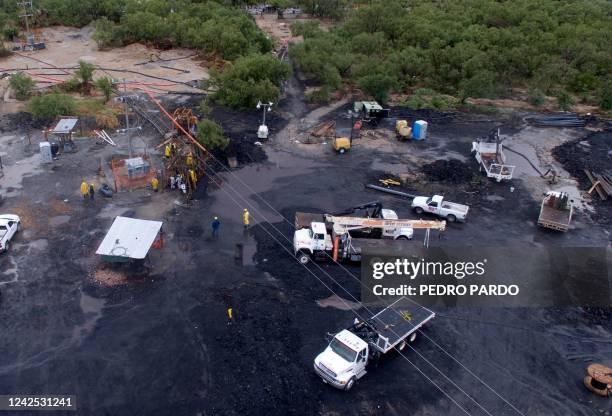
[200,151,521,415]
[201,169,474,415]
[201,150,526,416]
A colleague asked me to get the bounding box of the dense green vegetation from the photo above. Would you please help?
[209,53,291,109]
[1,1,272,59]
[290,0,612,108]
[9,72,35,100]
[25,93,77,121]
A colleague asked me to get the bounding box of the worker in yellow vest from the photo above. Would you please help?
[151,177,159,192]
[80,180,89,199]
[243,208,250,229]
[164,144,171,158]
[186,152,193,166]
[188,169,197,188]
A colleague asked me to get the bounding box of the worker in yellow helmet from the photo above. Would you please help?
[189,169,197,188]
[186,152,193,166]
[80,180,89,199]
[242,208,250,229]
[151,177,159,192]
[164,144,171,158]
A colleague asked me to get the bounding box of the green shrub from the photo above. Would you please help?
[599,79,612,110]
[556,90,576,111]
[95,76,117,102]
[9,72,35,100]
[528,88,546,107]
[306,86,331,104]
[25,93,77,121]
[196,119,228,150]
[357,73,395,103]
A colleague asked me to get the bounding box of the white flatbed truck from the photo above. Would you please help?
[314,298,436,391]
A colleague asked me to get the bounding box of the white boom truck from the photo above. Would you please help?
[293,214,445,264]
[411,195,469,222]
[314,299,436,391]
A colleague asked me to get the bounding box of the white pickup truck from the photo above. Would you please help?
[411,195,468,222]
[0,214,21,252]
[314,299,435,391]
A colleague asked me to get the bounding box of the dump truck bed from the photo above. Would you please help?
[538,204,572,231]
[369,299,435,354]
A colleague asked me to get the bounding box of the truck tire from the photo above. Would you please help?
[297,251,311,264]
[345,377,356,391]
[447,214,456,223]
[396,236,409,240]
[414,207,424,215]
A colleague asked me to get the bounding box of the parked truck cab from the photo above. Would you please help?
[293,222,333,264]
[313,329,368,391]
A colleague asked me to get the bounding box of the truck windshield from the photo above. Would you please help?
[329,338,358,362]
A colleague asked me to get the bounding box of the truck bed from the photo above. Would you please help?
[441,201,469,213]
[369,299,435,353]
[538,204,572,231]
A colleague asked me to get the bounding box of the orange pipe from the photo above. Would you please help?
[332,236,340,262]
[139,87,208,154]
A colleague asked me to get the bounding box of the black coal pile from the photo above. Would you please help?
[421,159,475,183]
[552,131,611,188]
[0,111,44,132]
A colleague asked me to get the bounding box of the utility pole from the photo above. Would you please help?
[123,78,132,157]
[17,1,33,46]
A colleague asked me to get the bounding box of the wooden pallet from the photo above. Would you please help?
[584,169,610,200]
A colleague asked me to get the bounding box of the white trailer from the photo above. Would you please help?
[471,140,515,182]
[314,299,435,391]
[411,195,469,222]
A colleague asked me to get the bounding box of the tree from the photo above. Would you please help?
[357,73,395,103]
[556,90,576,111]
[196,119,228,150]
[95,76,117,102]
[75,60,96,93]
[527,88,546,107]
[211,53,291,109]
[25,93,77,121]
[599,79,612,111]
[9,72,35,100]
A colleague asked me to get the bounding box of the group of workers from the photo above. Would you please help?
[210,209,250,238]
[80,180,96,200]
